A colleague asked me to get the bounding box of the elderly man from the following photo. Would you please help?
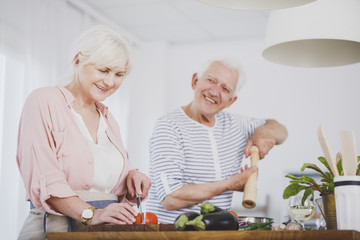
[146,57,288,223]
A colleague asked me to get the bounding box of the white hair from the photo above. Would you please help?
[196,56,246,96]
[69,24,133,75]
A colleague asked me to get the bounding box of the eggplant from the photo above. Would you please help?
[199,202,223,214]
[186,210,239,231]
[174,211,200,231]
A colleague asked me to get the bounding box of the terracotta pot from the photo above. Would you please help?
[321,192,337,229]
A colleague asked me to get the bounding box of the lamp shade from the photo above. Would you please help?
[262,0,360,67]
[198,0,316,10]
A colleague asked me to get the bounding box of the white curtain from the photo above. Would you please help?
[0,0,98,238]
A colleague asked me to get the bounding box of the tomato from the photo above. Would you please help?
[135,213,142,224]
[135,212,158,224]
[228,210,238,220]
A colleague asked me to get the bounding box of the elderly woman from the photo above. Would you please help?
[17,25,151,239]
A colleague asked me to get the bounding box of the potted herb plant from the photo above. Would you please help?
[283,155,360,229]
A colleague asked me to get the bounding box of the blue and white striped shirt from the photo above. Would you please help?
[146,108,267,223]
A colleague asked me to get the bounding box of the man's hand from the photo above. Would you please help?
[244,135,276,159]
[225,165,258,191]
[244,119,288,159]
[161,165,258,210]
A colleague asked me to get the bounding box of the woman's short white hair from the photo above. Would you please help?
[69,24,133,75]
[197,56,246,96]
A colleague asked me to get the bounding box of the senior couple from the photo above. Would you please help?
[17,25,287,239]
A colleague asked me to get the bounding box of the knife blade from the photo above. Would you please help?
[136,193,144,224]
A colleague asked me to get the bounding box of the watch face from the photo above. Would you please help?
[82,208,93,219]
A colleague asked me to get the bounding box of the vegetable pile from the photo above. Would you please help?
[174,202,272,231]
[174,202,238,231]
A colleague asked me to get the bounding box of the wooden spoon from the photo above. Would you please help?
[339,130,357,176]
[317,125,339,177]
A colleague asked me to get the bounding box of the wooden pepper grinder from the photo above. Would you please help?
[242,146,260,209]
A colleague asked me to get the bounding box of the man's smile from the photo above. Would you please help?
[204,94,217,104]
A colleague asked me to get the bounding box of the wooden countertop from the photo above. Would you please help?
[46,230,360,240]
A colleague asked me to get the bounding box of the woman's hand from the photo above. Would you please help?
[90,202,137,225]
[126,170,152,202]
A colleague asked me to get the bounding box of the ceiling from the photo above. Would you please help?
[82,0,270,45]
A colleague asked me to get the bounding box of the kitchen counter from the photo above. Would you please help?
[46,230,360,240]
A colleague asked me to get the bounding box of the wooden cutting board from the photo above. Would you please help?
[88,224,175,232]
[46,230,360,240]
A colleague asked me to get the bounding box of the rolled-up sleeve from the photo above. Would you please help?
[233,114,268,140]
[149,118,185,202]
[16,90,75,215]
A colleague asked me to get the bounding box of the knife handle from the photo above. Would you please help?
[242,146,259,209]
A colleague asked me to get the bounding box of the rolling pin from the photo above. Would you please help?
[242,146,260,209]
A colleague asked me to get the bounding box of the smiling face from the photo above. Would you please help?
[75,61,126,103]
[67,25,132,105]
[192,61,238,117]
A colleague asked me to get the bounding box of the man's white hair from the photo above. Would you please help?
[196,56,246,96]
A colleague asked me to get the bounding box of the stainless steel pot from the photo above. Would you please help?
[238,216,273,224]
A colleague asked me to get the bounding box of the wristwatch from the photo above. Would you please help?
[81,206,96,225]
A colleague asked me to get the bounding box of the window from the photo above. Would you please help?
[0,51,28,239]
[0,53,5,175]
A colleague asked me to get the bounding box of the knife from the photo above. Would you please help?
[136,193,144,224]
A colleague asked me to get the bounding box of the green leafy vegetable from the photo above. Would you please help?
[283,156,360,205]
[238,221,273,231]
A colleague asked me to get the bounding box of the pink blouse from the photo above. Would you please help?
[16,86,135,215]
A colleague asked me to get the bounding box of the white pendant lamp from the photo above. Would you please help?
[198,0,316,10]
[262,0,360,67]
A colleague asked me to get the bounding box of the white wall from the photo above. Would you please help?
[125,38,360,222]
[2,1,360,234]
